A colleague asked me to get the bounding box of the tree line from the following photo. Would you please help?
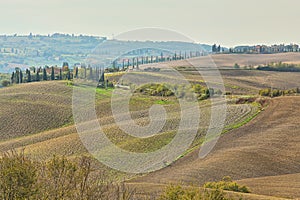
[9,50,207,87]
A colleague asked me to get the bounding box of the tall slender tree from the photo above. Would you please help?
[11,72,15,84]
[43,68,47,81]
[75,67,78,78]
[26,69,31,82]
[19,70,23,83]
[51,67,55,80]
[59,68,62,80]
[36,70,40,81]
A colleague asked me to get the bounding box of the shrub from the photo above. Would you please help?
[204,176,250,193]
[234,63,240,69]
[0,150,38,200]
[136,83,214,101]
[1,80,10,87]
[137,83,174,97]
[259,88,300,97]
[159,184,231,200]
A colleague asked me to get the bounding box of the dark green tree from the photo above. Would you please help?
[212,44,217,52]
[75,67,78,78]
[67,71,71,80]
[36,70,40,81]
[59,68,62,80]
[51,67,55,80]
[99,70,105,82]
[11,72,15,84]
[19,70,23,83]
[217,45,221,52]
[26,69,31,82]
[43,68,47,81]
[16,70,20,84]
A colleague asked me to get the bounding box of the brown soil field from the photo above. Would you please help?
[0,81,73,140]
[129,96,300,199]
[184,69,300,95]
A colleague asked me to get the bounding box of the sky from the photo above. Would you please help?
[1,0,299,47]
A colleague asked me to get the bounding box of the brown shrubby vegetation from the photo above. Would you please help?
[0,151,135,200]
[159,177,249,200]
[159,184,232,200]
[204,176,250,193]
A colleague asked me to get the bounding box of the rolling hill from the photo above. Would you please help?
[129,96,300,199]
[1,54,300,199]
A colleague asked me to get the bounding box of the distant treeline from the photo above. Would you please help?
[257,62,300,72]
[8,50,206,87]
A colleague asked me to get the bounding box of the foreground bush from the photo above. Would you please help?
[204,176,250,193]
[0,151,134,200]
[159,184,231,200]
[0,151,38,199]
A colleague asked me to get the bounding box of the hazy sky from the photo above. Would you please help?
[1,0,299,47]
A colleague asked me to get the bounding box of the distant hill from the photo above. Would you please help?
[0,34,211,72]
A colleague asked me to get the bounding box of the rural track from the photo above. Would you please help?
[129,96,300,198]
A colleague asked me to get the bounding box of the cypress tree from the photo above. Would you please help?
[59,68,62,80]
[16,70,20,84]
[19,70,23,83]
[36,70,40,81]
[67,71,71,80]
[43,68,47,81]
[11,72,15,84]
[51,67,55,80]
[26,69,31,82]
[132,58,135,68]
[99,70,105,82]
[75,67,78,78]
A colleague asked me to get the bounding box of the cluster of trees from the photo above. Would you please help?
[11,63,73,84]
[9,62,112,87]
[135,83,222,100]
[259,88,300,97]
[212,44,222,53]
[0,151,134,200]
[257,62,300,72]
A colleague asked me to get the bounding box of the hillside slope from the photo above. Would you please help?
[0,81,73,140]
[130,96,300,199]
